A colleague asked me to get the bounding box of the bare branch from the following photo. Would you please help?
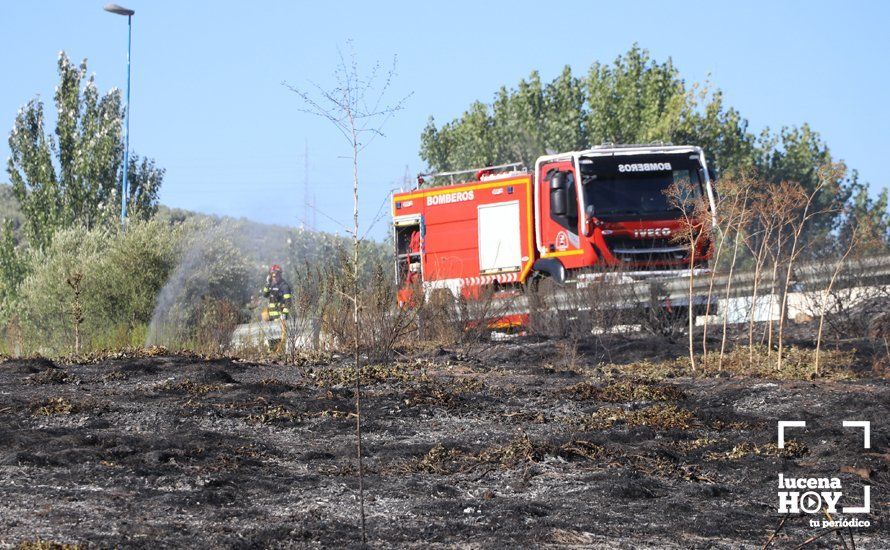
[284,43,409,546]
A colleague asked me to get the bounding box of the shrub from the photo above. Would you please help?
[15,219,180,354]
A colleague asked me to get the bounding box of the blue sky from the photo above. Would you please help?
[2,1,888,240]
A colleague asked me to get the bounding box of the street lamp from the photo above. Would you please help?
[103,3,135,227]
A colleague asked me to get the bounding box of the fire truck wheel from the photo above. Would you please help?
[527,274,558,333]
[529,273,558,296]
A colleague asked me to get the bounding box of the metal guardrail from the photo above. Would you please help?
[232,254,890,347]
[658,253,890,301]
[463,254,890,318]
[230,318,323,351]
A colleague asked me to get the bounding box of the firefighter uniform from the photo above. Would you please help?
[263,267,293,321]
[405,230,421,284]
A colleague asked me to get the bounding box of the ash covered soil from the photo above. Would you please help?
[0,338,887,548]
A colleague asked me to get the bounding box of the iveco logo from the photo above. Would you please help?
[634,228,671,238]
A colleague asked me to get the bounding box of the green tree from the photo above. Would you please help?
[452,101,500,169]
[501,71,546,166]
[420,68,586,171]
[0,184,25,231]
[419,45,747,175]
[585,44,686,146]
[755,124,852,239]
[7,52,163,251]
[418,45,888,249]
[544,66,587,154]
[125,155,165,220]
[0,186,27,317]
[835,173,890,251]
[0,220,28,317]
[419,117,451,171]
[674,86,756,176]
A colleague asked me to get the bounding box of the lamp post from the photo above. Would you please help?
[103,3,135,227]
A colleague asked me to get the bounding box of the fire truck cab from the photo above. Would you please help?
[392,144,717,302]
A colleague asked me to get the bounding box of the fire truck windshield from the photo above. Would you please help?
[581,161,703,220]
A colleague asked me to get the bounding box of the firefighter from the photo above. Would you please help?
[405,229,421,285]
[406,261,421,285]
[408,229,420,257]
[262,265,293,321]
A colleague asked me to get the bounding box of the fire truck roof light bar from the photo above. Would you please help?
[595,141,672,149]
[417,162,525,184]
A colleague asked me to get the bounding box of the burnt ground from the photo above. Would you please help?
[0,335,887,548]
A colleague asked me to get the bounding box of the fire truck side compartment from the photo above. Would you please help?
[477,201,522,274]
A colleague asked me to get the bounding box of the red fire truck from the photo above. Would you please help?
[392,144,717,314]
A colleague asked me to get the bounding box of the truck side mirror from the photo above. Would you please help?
[550,172,567,216]
[566,174,577,217]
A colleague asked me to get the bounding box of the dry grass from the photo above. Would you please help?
[155,378,222,396]
[30,397,76,416]
[561,379,686,402]
[576,404,697,431]
[246,404,300,425]
[671,436,724,452]
[101,370,128,382]
[64,345,174,364]
[28,368,76,385]
[304,362,428,387]
[403,436,614,474]
[409,434,704,483]
[315,408,356,419]
[704,345,857,379]
[411,444,467,474]
[634,453,714,482]
[710,418,756,431]
[17,539,82,550]
[404,434,711,484]
[705,439,808,460]
[30,396,108,417]
[402,377,485,408]
[549,528,598,546]
[475,435,543,467]
[605,345,858,381]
